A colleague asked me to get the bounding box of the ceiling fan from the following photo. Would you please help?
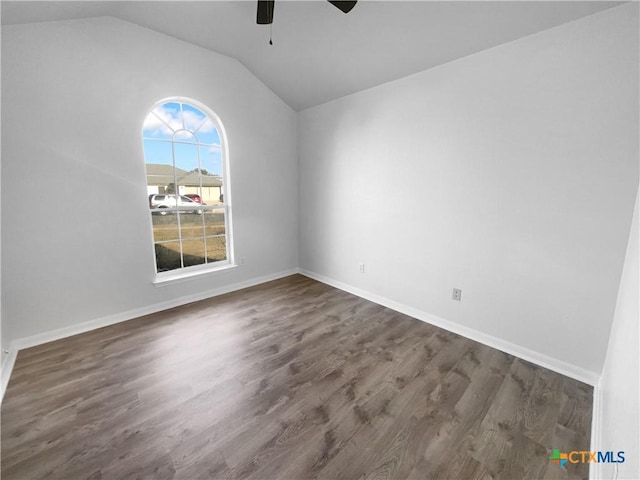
[257,0,358,25]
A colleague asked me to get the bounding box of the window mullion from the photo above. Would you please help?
[179,102,186,131]
[195,139,208,264]
[172,133,184,269]
[151,110,176,135]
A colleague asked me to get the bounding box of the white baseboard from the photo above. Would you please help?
[299,268,600,386]
[0,267,299,403]
[1,346,19,404]
[1,266,600,404]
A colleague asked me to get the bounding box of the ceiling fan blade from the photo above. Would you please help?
[327,1,357,14]
[257,0,275,24]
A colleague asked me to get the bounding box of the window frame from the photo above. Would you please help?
[141,97,235,282]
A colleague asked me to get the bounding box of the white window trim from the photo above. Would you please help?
[153,263,238,287]
[143,97,234,283]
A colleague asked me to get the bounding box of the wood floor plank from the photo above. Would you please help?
[1,274,592,479]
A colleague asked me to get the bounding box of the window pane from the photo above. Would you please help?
[182,103,208,133]
[176,172,202,195]
[143,102,182,139]
[143,113,174,140]
[182,239,207,267]
[199,145,223,177]
[199,146,223,205]
[146,141,173,199]
[201,181,223,205]
[182,188,204,204]
[144,140,173,165]
[180,212,205,239]
[198,186,221,205]
[206,236,227,262]
[195,118,220,145]
[174,143,199,183]
[154,102,181,129]
[205,209,226,236]
[151,212,179,242]
[155,242,183,272]
[145,147,171,199]
[173,129,197,144]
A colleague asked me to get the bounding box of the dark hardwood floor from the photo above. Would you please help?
[1,274,592,479]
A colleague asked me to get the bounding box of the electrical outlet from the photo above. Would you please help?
[452,288,462,301]
[359,263,365,274]
[240,257,245,265]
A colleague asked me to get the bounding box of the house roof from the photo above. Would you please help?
[146,164,222,188]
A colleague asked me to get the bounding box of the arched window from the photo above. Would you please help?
[142,99,232,276]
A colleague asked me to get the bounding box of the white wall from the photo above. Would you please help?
[596,191,639,480]
[1,17,299,351]
[298,3,639,376]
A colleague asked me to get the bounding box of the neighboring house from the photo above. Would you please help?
[145,163,223,204]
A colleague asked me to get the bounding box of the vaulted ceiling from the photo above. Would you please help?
[1,1,623,110]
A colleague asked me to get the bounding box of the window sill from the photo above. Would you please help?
[153,263,238,287]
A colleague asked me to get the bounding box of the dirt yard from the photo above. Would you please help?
[151,211,227,271]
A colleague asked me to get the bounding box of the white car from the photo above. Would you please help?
[149,194,203,215]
